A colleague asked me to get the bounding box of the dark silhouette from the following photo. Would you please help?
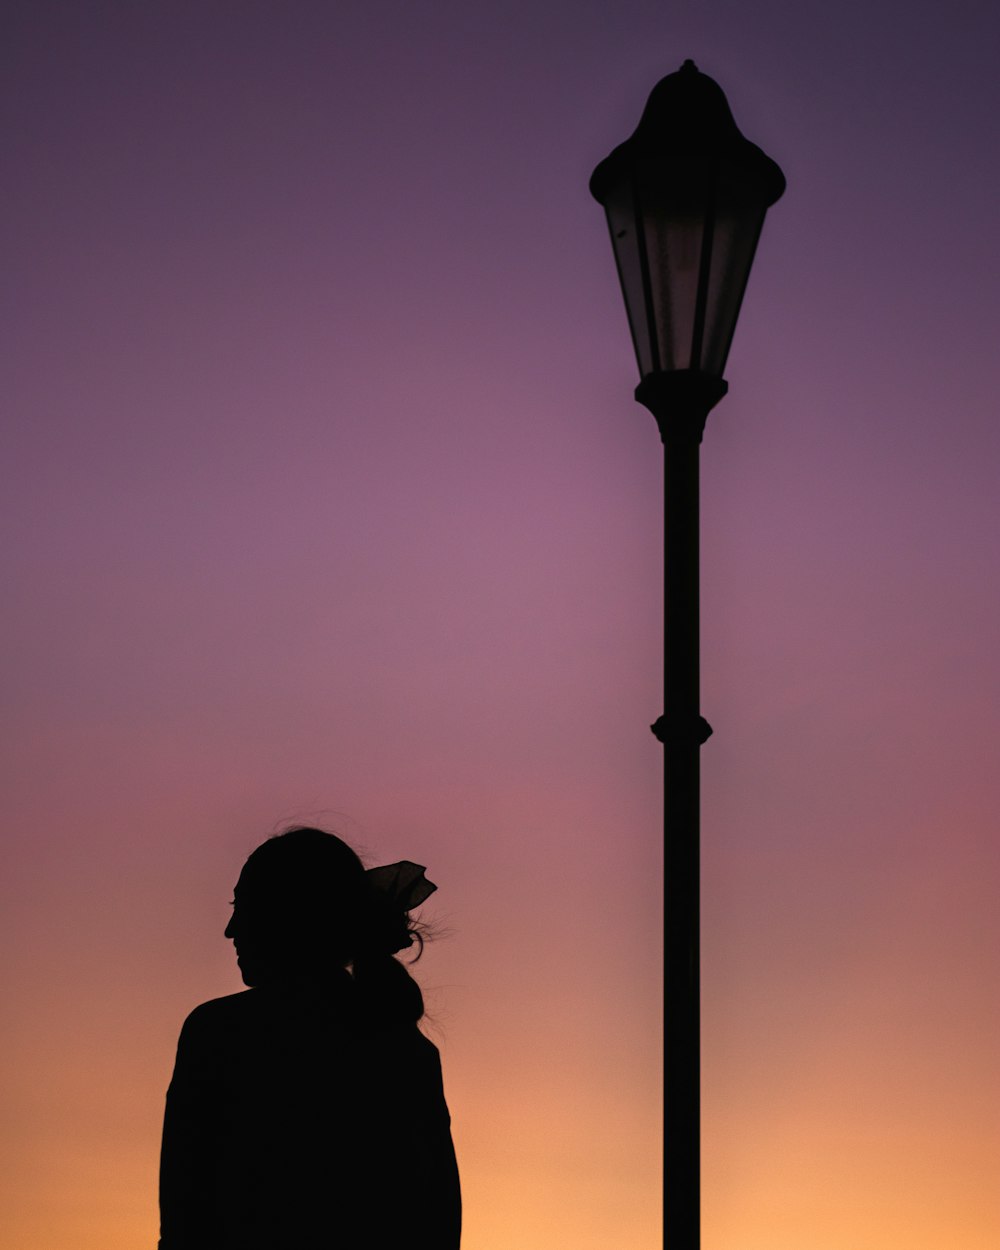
[159,827,461,1249]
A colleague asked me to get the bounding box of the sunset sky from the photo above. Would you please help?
[3,2,1000,1247]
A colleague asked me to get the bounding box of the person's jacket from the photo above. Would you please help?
[159,979,461,1249]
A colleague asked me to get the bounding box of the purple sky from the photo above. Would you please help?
[3,2,1000,1247]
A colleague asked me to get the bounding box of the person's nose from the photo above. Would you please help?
[225,914,236,941]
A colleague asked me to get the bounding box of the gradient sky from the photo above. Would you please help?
[3,2,1000,1247]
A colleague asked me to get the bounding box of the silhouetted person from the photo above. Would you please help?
[159,827,461,1249]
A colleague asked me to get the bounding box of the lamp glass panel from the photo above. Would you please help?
[601,163,774,380]
[603,180,654,376]
[698,202,767,375]
[643,202,709,373]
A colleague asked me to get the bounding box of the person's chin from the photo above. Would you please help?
[236,954,261,987]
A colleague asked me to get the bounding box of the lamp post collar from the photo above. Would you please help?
[635,370,729,443]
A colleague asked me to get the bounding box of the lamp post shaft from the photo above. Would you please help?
[662,419,702,1250]
[638,371,725,1250]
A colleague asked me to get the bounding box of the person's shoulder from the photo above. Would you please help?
[180,989,261,1036]
[168,992,262,1071]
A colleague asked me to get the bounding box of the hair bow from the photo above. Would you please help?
[365,861,436,912]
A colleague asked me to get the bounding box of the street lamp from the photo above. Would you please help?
[590,60,784,1249]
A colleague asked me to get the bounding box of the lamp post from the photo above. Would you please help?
[590,61,784,1248]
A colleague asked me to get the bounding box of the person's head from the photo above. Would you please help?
[224,826,425,1021]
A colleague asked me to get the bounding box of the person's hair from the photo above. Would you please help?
[240,825,426,1024]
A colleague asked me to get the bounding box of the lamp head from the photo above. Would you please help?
[590,61,785,382]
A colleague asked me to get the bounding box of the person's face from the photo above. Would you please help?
[224,860,336,986]
[224,866,285,986]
